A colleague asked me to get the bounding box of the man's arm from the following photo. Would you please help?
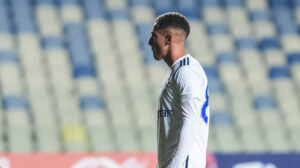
[169,66,206,168]
[169,98,202,168]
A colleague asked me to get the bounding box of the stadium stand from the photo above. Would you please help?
[0,0,300,153]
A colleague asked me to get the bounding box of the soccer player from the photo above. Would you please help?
[148,12,210,168]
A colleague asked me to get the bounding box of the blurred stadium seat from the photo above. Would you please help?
[0,0,299,153]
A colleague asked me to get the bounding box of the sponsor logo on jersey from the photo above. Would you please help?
[158,109,173,118]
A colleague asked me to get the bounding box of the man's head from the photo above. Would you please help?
[148,12,190,60]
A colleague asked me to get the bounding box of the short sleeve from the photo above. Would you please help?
[175,67,205,103]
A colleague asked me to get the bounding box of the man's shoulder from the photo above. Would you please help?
[173,57,204,78]
[172,67,204,89]
[170,57,207,91]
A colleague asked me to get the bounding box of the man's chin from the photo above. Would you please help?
[154,55,162,60]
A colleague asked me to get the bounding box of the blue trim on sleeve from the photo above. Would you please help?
[201,86,209,123]
[185,155,189,168]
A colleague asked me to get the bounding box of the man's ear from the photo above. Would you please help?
[165,34,171,45]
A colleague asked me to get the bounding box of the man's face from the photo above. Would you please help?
[148,29,167,60]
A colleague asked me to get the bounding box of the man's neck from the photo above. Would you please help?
[163,50,187,67]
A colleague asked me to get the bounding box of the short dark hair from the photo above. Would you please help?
[153,12,190,38]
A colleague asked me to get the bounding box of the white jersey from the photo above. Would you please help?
[157,54,209,168]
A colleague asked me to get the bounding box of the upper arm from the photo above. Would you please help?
[175,67,206,104]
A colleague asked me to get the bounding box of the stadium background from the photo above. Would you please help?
[0,0,300,167]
